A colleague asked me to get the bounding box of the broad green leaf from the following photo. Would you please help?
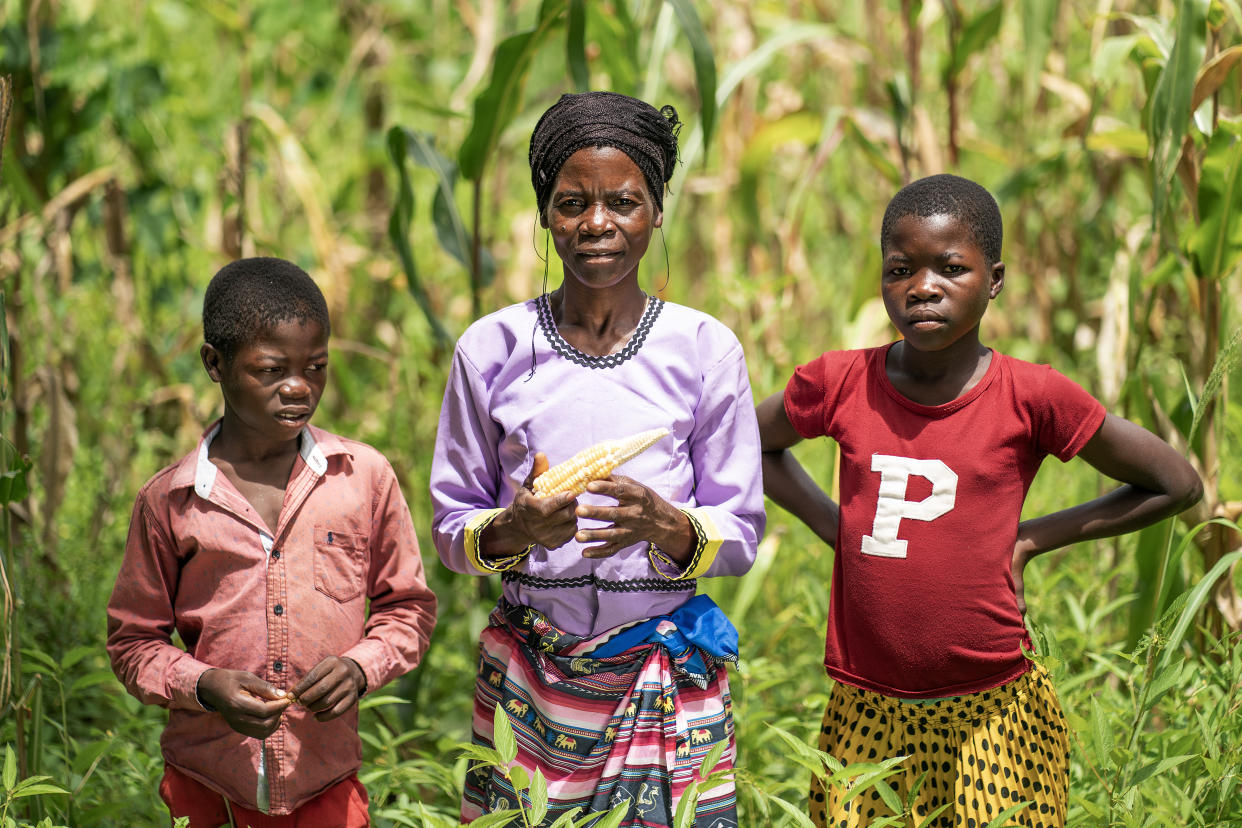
[983,800,1036,827]
[10,779,69,798]
[948,2,1004,79]
[548,806,583,828]
[457,743,505,767]
[1147,0,1209,224]
[508,764,529,792]
[1093,34,1146,85]
[527,768,548,825]
[699,740,727,777]
[1090,697,1114,766]
[1188,119,1242,280]
[567,0,589,92]
[665,0,718,150]
[1127,754,1196,788]
[385,127,452,347]
[673,782,699,828]
[765,793,817,828]
[458,6,564,181]
[493,702,518,766]
[589,800,631,828]
[1143,660,1186,710]
[468,810,522,828]
[872,778,903,816]
[4,745,16,790]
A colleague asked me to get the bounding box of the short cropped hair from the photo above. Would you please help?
[203,257,330,360]
[880,174,1003,266]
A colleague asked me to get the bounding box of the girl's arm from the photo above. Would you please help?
[756,392,840,549]
[1015,413,1203,594]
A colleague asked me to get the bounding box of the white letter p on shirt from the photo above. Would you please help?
[860,454,958,558]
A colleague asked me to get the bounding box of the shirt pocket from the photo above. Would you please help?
[314,529,368,603]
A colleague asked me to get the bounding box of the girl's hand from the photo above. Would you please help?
[481,452,578,557]
[573,475,694,563]
[1011,540,1035,618]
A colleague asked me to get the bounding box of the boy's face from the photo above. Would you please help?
[881,213,1004,353]
[201,318,329,446]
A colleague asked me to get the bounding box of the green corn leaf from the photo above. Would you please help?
[459,4,564,181]
[385,127,451,347]
[398,127,497,289]
[567,0,589,91]
[493,702,518,766]
[1147,0,1209,225]
[1159,541,1242,669]
[664,0,718,150]
[1020,0,1057,101]
[1188,118,1242,280]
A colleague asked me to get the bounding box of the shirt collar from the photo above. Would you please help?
[168,420,351,496]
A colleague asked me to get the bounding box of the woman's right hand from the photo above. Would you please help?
[480,452,579,557]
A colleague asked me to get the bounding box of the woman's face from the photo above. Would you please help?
[542,146,662,291]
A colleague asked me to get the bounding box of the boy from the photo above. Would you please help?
[107,257,437,826]
[756,175,1201,828]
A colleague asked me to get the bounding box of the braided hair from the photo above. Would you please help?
[881,174,1004,266]
[529,91,681,214]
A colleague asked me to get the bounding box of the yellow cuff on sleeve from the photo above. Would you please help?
[648,508,724,581]
[464,508,531,573]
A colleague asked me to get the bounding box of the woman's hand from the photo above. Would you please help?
[481,452,579,557]
[573,475,694,564]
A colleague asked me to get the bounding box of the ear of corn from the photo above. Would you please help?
[532,428,670,496]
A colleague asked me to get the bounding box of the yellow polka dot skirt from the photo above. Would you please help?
[809,664,1068,828]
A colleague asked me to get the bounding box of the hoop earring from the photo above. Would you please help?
[525,230,550,382]
[655,227,670,295]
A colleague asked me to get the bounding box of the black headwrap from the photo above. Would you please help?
[528,91,681,214]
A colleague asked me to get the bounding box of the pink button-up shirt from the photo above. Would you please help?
[106,423,437,814]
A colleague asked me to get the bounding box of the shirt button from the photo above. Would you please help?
[271,550,280,560]
[273,604,284,616]
[273,661,283,672]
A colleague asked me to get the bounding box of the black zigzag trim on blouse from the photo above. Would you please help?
[535,293,663,369]
[502,571,695,593]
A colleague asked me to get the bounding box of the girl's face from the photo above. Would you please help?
[542,146,662,291]
[881,212,1004,353]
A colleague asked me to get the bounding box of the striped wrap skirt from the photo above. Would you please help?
[810,664,1069,828]
[461,599,738,827]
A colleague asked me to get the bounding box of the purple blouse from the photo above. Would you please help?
[430,295,765,637]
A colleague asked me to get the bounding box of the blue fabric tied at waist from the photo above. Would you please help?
[587,594,739,679]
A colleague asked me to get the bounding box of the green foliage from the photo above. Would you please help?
[2,0,1241,826]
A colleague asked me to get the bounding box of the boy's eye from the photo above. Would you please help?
[943,264,965,274]
[887,267,910,277]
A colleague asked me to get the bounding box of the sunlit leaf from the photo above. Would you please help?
[1147,0,1209,224]
[527,768,548,825]
[493,702,518,766]
[664,0,718,151]
[459,5,564,181]
[1188,118,1242,280]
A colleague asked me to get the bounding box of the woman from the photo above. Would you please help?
[430,91,764,827]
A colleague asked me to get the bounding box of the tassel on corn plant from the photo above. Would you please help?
[533,429,670,497]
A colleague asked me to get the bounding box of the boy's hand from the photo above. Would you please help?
[197,669,292,739]
[574,475,694,564]
[289,657,366,722]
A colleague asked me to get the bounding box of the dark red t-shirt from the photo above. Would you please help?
[784,345,1106,697]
